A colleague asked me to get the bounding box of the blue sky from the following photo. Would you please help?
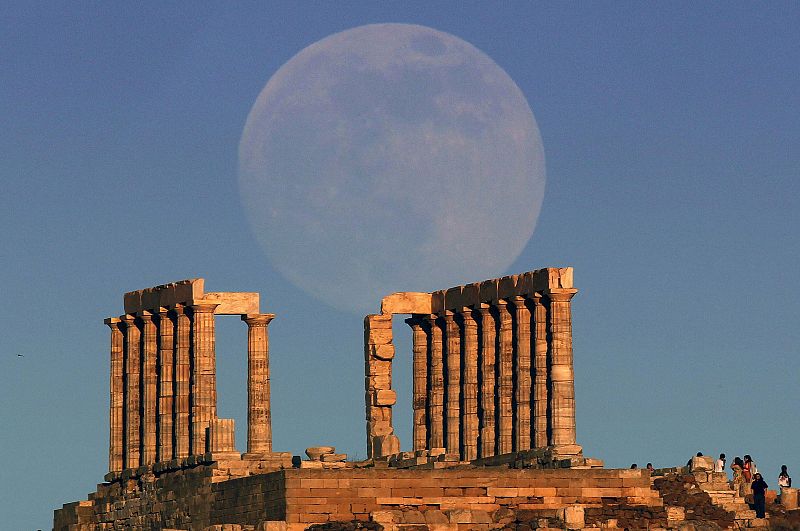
[1,3,798,530]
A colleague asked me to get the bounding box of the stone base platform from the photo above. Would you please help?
[55,464,664,530]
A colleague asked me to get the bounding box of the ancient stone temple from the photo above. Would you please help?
[54,269,777,531]
[364,267,578,461]
[101,278,290,484]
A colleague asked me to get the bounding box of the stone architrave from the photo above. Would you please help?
[530,293,549,448]
[425,314,444,450]
[156,307,174,462]
[172,305,191,458]
[242,313,275,455]
[475,304,496,458]
[510,296,531,450]
[494,300,514,454]
[189,303,219,455]
[546,288,579,447]
[120,314,141,469]
[459,309,479,461]
[442,310,461,455]
[105,317,124,473]
[406,316,427,452]
[139,311,158,465]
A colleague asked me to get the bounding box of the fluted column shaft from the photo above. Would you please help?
[190,303,219,455]
[121,314,140,469]
[156,308,175,462]
[531,294,549,448]
[243,313,275,454]
[424,315,444,449]
[476,304,496,458]
[140,311,158,465]
[406,316,428,452]
[459,309,479,461]
[546,289,578,446]
[510,296,532,450]
[106,318,124,473]
[495,300,513,454]
[443,311,461,454]
[173,305,191,458]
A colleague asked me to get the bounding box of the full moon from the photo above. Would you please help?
[239,24,545,314]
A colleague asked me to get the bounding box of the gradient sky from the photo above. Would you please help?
[1,4,798,530]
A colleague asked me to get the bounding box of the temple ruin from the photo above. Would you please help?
[53,269,789,530]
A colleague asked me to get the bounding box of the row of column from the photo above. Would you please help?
[405,289,577,461]
[105,307,274,473]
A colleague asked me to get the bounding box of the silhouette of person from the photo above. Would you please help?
[751,473,768,518]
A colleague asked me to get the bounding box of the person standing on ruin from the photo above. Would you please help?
[646,463,654,472]
[731,457,745,495]
[751,473,768,518]
[778,465,792,488]
[743,454,755,482]
[714,453,726,473]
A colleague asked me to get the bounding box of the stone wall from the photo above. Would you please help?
[54,465,663,531]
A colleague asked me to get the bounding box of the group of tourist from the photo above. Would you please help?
[712,452,792,518]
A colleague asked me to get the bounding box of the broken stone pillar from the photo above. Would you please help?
[242,313,275,455]
[510,296,531,450]
[495,299,514,454]
[207,418,239,458]
[531,293,548,448]
[459,308,479,461]
[173,304,191,458]
[364,314,399,458]
[546,288,579,447]
[425,314,445,450]
[105,317,124,473]
[140,311,158,465]
[442,310,461,455]
[120,314,141,469]
[475,304,496,458]
[190,303,219,455]
[406,316,427,453]
[156,307,174,462]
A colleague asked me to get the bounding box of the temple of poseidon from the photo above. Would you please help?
[54,268,796,530]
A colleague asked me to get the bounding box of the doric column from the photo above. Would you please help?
[156,307,174,462]
[494,300,514,454]
[242,313,275,455]
[459,309,479,461]
[406,316,427,453]
[442,310,461,455]
[140,311,158,465]
[189,303,219,455]
[510,296,532,450]
[531,293,549,448]
[424,314,444,450]
[546,288,579,447]
[475,304,496,458]
[105,317,124,473]
[120,314,140,469]
[173,305,191,458]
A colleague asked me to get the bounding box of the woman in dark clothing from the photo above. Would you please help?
[751,473,768,518]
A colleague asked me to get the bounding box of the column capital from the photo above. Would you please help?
[190,303,219,314]
[241,313,275,327]
[506,295,528,308]
[404,315,424,328]
[172,303,187,315]
[120,314,137,326]
[545,288,579,302]
[440,309,456,322]
[137,310,154,322]
[155,306,171,318]
[104,317,121,329]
